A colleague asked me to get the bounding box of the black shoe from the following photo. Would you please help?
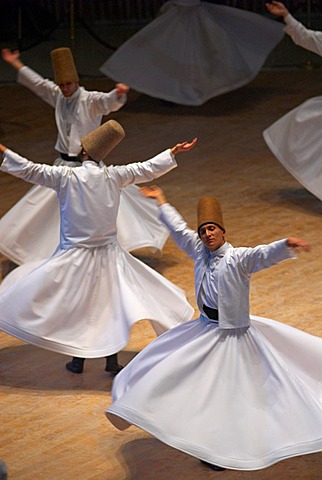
[200,460,226,471]
[66,357,85,374]
[105,354,123,376]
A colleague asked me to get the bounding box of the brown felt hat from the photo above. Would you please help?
[81,120,125,164]
[51,47,79,84]
[197,196,225,234]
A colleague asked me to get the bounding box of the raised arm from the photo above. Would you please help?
[266,1,322,55]
[1,48,24,71]
[0,146,62,190]
[141,184,200,259]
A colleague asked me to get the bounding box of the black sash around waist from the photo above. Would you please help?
[59,152,79,162]
[203,304,219,321]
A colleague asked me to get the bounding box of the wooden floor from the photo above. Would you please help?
[0,70,322,479]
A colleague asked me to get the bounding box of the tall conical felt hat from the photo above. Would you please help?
[81,120,125,164]
[197,196,225,233]
[51,47,79,84]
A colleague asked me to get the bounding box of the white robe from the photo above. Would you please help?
[107,203,322,470]
[0,67,169,263]
[100,0,284,106]
[263,14,322,201]
[0,150,194,357]
[263,96,322,201]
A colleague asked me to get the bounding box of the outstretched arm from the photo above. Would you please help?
[1,49,24,70]
[171,137,197,155]
[140,185,167,205]
[267,1,322,55]
[141,185,200,259]
[115,137,197,188]
[0,147,63,191]
[286,237,311,253]
[265,1,289,18]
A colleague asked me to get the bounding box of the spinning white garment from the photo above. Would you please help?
[263,96,322,201]
[0,244,193,357]
[100,0,284,106]
[0,183,169,264]
[107,315,322,470]
[0,149,194,357]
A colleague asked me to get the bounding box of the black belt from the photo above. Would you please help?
[203,304,219,321]
[59,152,79,162]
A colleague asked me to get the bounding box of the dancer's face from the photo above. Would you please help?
[199,223,225,252]
[59,81,79,97]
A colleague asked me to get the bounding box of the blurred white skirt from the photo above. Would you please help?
[100,1,284,106]
[0,242,194,357]
[263,96,322,201]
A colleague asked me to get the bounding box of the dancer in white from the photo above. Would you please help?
[264,1,322,200]
[106,185,322,471]
[0,47,169,265]
[100,0,284,106]
[0,124,196,374]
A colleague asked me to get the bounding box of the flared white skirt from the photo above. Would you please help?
[263,96,322,201]
[107,315,322,470]
[100,2,284,106]
[0,184,169,264]
[0,243,193,357]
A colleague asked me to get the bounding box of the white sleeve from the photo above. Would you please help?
[17,66,58,108]
[1,149,63,190]
[112,149,177,186]
[159,202,200,259]
[237,239,295,276]
[86,89,127,117]
[284,14,322,56]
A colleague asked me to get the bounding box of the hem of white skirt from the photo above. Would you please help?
[0,304,193,357]
[106,404,322,471]
[263,130,322,201]
[100,67,258,106]
[0,321,130,358]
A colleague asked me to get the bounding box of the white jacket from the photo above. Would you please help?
[18,66,127,156]
[160,203,295,329]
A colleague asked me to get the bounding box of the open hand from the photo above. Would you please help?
[140,185,167,205]
[116,83,130,98]
[287,237,311,253]
[265,1,288,17]
[1,48,20,64]
[171,137,197,155]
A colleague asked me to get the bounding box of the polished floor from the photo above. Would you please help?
[0,68,321,479]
